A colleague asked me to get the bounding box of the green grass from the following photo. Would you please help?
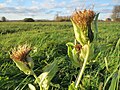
[0,21,120,90]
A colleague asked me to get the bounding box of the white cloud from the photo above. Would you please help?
[0,3,6,9]
[0,0,117,20]
[99,9,112,13]
[71,0,81,3]
[99,3,111,7]
[31,0,39,5]
[113,0,120,3]
[31,0,57,10]
[6,0,12,3]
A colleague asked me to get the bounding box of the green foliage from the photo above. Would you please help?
[108,72,118,90]
[37,60,58,90]
[0,22,119,89]
[68,82,78,90]
[66,42,80,67]
[1,16,7,22]
[94,13,99,41]
[28,83,36,90]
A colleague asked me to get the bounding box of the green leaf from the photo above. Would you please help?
[80,44,88,60]
[68,82,78,90]
[113,38,120,54]
[66,42,80,67]
[103,64,120,90]
[108,73,118,90]
[27,56,34,69]
[66,42,74,47]
[98,82,103,90]
[28,83,36,90]
[72,48,80,67]
[94,13,100,41]
[116,69,120,90]
[13,56,34,75]
[71,19,85,45]
[13,60,32,75]
[38,60,58,90]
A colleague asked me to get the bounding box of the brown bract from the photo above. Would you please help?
[10,44,31,62]
[71,9,95,29]
[75,44,82,53]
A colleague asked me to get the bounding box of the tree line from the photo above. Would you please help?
[111,5,120,21]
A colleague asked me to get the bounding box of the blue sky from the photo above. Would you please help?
[0,0,120,20]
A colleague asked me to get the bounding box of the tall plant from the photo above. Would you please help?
[10,44,58,90]
[66,9,99,89]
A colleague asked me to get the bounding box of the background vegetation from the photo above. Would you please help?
[0,21,119,90]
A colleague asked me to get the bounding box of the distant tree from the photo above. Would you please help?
[54,14,70,22]
[23,18,35,22]
[111,5,120,21]
[98,20,104,22]
[1,16,6,22]
[105,18,111,22]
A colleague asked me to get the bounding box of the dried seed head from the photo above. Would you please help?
[71,9,95,29]
[10,44,32,62]
[10,44,34,75]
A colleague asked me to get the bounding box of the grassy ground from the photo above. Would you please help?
[0,21,120,90]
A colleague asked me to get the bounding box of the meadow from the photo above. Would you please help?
[0,21,120,90]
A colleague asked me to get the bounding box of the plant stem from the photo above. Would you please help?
[75,44,90,88]
[31,70,42,90]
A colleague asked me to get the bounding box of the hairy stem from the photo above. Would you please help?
[75,44,90,88]
[31,70,42,90]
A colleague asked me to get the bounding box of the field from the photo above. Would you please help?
[0,21,120,90]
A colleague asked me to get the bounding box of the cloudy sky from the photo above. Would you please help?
[0,0,120,20]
